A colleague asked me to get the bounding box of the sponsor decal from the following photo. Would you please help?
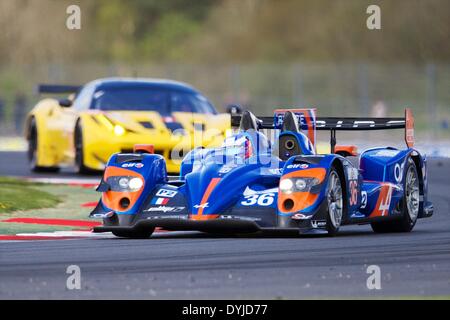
[146,215,188,220]
[219,215,261,222]
[151,197,169,205]
[121,163,144,169]
[347,166,360,206]
[394,162,405,183]
[91,212,115,219]
[291,213,312,220]
[287,164,309,169]
[146,206,185,213]
[194,203,209,209]
[350,212,366,219]
[311,220,327,228]
[405,108,415,148]
[155,189,177,198]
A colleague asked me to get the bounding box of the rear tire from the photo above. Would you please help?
[371,158,420,233]
[325,168,344,236]
[28,118,59,173]
[112,229,154,239]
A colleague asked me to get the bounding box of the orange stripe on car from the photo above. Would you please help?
[190,214,220,221]
[282,168,327,181]
[197,178,221,216]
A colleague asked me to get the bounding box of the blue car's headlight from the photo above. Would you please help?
[107,176,143,192]
[280,177,319,194]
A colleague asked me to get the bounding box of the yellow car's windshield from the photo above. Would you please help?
[91,87,216,114]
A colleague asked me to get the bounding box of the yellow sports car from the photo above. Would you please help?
[25,78,230,174]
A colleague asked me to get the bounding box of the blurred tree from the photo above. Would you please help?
[186,0,450,63]
[0,0,448,65]
[89,0,215,62]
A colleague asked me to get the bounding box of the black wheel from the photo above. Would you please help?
[28,118,59,173]
[74,122,92,174]
[371,158,420,233]
[325,167,344,236]
[112,229,154,239]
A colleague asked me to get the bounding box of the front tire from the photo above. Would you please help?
[325,168,344,236]
[371,158,420,233]
[28,118,59,173]
[74,122,92,174]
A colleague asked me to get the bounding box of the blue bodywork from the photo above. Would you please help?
[90,109,433,235]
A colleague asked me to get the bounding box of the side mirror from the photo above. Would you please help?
[59,98,72,108]
[226,104,243,115]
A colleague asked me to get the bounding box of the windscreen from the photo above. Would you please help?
[92,88,169,112]
[170,91,216,114]
[91,87,216,114]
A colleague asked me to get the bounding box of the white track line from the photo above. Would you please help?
[16,230,114,239]
[24,177,100,186]
[8,229,186,241]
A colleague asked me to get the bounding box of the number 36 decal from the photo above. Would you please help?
[349,180,358,206]
[241,193,275,207]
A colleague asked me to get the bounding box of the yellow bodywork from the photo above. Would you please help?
[25,98,230,173]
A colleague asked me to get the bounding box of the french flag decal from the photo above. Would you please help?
[151,198,169,205]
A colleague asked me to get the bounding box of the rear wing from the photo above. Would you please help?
[36,84,82,95]
[231,108,415,152]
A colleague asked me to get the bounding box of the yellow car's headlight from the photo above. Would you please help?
[113,125,126,136]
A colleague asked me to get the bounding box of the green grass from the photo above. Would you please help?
[0,177,60,213]
[0,177,100,235]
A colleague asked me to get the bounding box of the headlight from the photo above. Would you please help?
[280,179,294,194]
[128,177,143,190]
[114,125,126,136]
[280,177,319,194]
[107,176,144,192]
[295,179,307,190]
[118,177,129,189]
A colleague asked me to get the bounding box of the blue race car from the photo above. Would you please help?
[90,108,433,238]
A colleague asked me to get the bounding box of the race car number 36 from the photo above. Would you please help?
[241,193,275,207]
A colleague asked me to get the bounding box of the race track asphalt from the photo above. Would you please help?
[0,152,449,299]
[0,151,101,179]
